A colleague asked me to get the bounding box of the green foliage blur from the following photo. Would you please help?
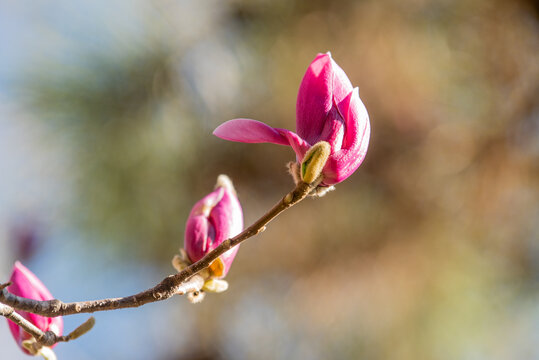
[15,0,539,358]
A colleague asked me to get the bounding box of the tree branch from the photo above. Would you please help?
[0,303,54,345]
[0,180,319,317]
[0,303,95,349]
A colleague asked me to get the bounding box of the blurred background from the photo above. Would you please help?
[0,0,538,359]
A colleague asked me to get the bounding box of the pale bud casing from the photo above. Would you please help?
[301,141,331,184]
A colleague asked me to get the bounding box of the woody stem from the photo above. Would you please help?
[0,179,321,317]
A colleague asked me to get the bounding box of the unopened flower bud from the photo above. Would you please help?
[214,52,370,187]
[184,175,243,278]
[6,262,63,357]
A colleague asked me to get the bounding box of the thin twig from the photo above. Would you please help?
[0,303,94,348]
[0,180,319,317]
[0,303,55,346]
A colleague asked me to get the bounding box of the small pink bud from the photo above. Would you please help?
[6,261,63,355]
[184,175,243,278]
[213,52,370,186]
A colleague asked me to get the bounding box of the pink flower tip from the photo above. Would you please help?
[6,261,63,355]
[184,175,243,278]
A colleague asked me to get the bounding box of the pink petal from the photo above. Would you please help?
[208,189,243,244]
[213,119,311,165]
[339,88,369,151]
[208,187,243,276]
[7,262,64,352]
[9,263,53,336]
[296,53,353,145]
[185,213,216,263]
[184,183,244,277]
[330,55,355,108]
[213,119,290,145]
[322,89,370,185]
[318,105,345,152]
[184,189,223,263]
[9,261,53,301]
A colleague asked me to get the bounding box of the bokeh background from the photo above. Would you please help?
[1,0,538,359]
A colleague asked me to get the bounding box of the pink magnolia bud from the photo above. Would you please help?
[213,52,370,186]
[6,261,63,355]
[184,175,243,278]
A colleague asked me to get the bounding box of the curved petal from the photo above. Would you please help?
[296,53,353,144]
[322,123,370,185]
[213,118,311,165]
[184,213,216,263]
[213,119,289,146]
[9,262,53,302]
[319,106,345,152]
[7,262,64,352]
[330,55,355,107]
[209,188,243,244]
[339,88,369,151]
[208,187,243,277]
[184,180,244,278]
[184,188,223,262]
[322,91,370,185]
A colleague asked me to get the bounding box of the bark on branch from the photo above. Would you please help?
[0,303,95,349]
[0,180,318,317]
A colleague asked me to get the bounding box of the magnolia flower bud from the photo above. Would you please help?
[301,141,331,184]
[213,52,370,187]
[6,261,63,357]
[184,175,243,278]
